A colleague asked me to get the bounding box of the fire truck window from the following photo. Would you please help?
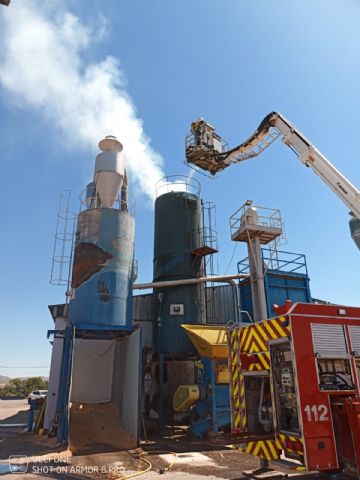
[317,359,354,391]
[270,342,299,434]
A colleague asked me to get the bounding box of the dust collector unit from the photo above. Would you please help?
[349,213,360,250]
[153,176,206,355]
[69,136,135,331]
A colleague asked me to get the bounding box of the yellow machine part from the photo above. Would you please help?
[181,324,228,358]
[215,363,230,383]
[173,385,200,412]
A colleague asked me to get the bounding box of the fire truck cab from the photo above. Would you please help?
[228,302,360,476]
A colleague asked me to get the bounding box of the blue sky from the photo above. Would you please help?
[0,0,359,378]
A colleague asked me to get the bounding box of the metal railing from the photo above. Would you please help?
[155,175,201,198]
[185,130,228,153]
[192,226,218,252]
[225,128,281,165]
[79,189,135,216]
[238,249,308,276]
[230,203,282,238]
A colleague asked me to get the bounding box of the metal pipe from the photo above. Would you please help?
[258,376,265,427]
[158,353,164,433]
[133,274,249,290]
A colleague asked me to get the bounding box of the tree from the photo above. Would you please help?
[0,377,48,397]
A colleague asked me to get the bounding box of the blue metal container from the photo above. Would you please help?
[153,178,206,354]
[69,207,135,330]
[191,357,230,438]
[238,249,311,322]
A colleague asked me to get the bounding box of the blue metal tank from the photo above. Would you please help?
[153,176,206,354]
[69,206,135,330]
[68,136,135,331]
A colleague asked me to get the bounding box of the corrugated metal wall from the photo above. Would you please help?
[132,284,239,326]
[205,284,239,324]
[132,294,154,348]
[132,294,154,322]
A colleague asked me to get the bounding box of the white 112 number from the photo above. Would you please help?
[304,404,329,422]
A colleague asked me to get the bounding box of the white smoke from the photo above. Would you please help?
[0,0,164,200]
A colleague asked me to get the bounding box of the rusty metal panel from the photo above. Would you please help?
[69,208,135,330]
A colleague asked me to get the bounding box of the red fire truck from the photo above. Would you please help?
[228,302,360,477]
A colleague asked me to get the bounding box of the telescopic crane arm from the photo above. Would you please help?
[185,112,360,248]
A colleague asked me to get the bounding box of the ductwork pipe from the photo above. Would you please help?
[133,274,249,290]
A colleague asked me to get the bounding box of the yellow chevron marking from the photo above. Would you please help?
[261,442,271,459]
[256,325,269,343]
[243,330,253,352]
[247,332,259,352]
[271,319,287,337]
[263,321,278,339]
[278,434,304,455]
[258,353,270,370]
[246,442,253,454]
[253,442,262,456]
[249,341,258,354]
[267,441,278,459]
[252,329,267,351]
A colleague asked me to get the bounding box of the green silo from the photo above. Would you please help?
[153,177,206,355]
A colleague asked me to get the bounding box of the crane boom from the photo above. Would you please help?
[185,112,360,248]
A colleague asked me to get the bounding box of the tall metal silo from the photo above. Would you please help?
[153,176,206,355]
[50,136,141,452]
[68,137,135,331]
